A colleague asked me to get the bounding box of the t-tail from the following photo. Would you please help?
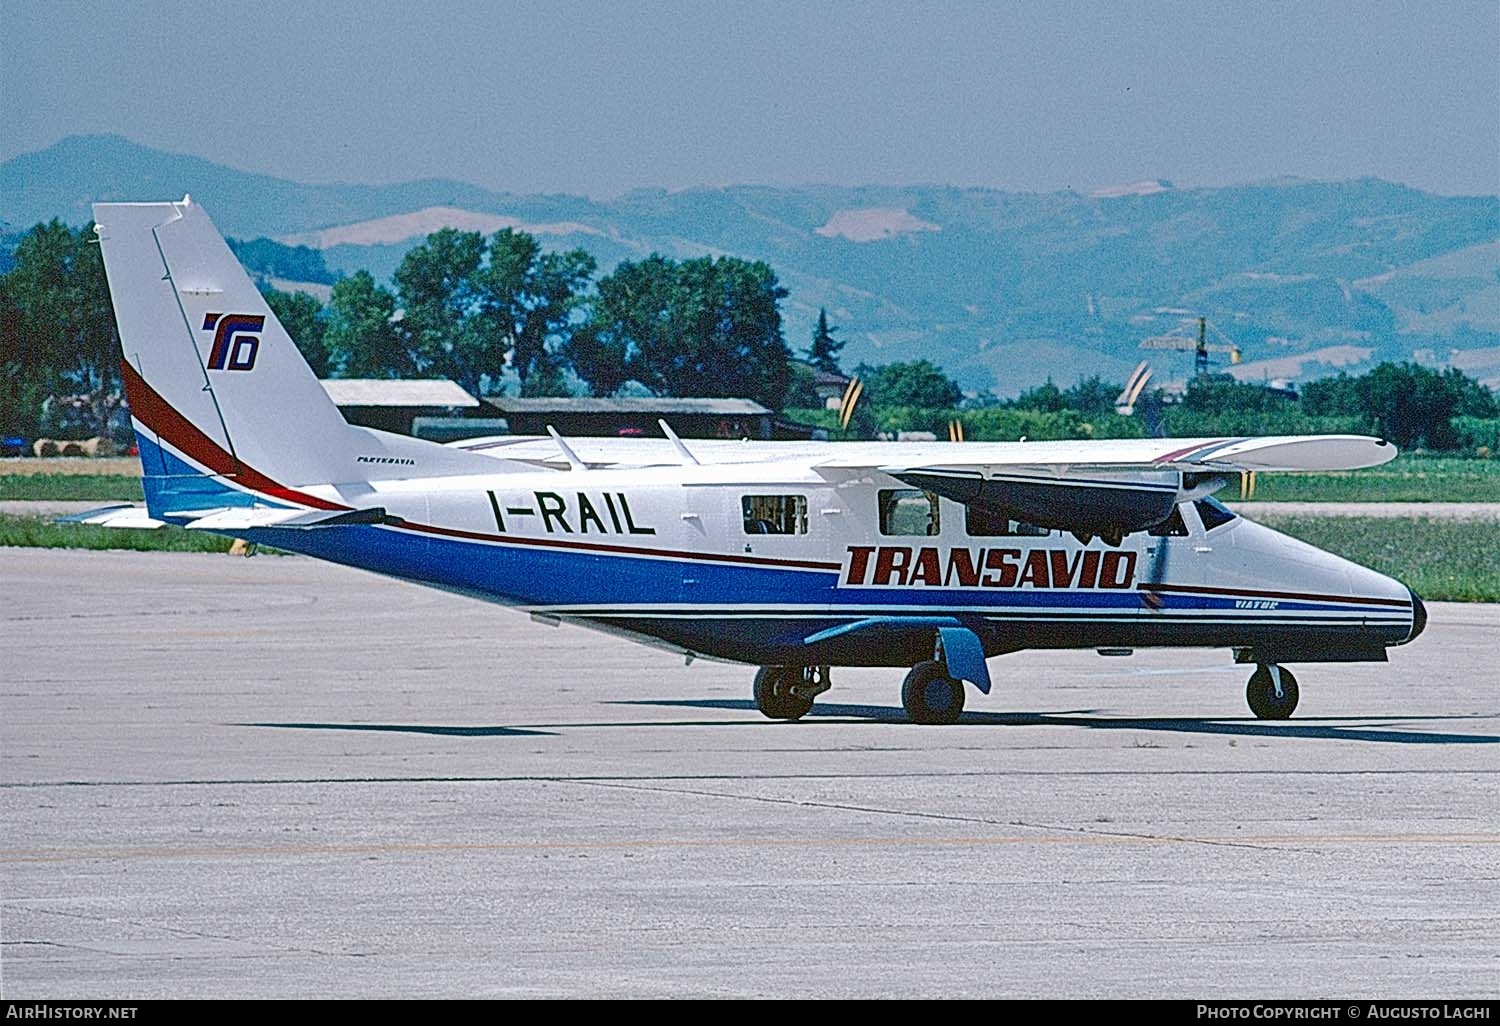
[93,197,496,519]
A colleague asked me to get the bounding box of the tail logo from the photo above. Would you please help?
[202,313,265,371]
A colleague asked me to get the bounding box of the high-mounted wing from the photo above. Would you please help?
[178,506,393,531]
[815,435,1395,538]
[812,434,1397,473]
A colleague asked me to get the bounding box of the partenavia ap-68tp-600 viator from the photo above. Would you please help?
[82,198,1424,724]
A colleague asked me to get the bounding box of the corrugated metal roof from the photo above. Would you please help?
[320,379,479,408]
[484,397,770,415]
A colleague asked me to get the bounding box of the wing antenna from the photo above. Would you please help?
[546,425,586,471]
[657,419,701,466]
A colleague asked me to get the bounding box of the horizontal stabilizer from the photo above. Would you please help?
[56,505,168,530]
[180,506,393,531]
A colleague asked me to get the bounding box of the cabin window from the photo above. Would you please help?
[1147,506,1190,537]
[1195,496,1238,532]
[742,495,807,535]
[964,508,1051,537]
[879,489,940,536]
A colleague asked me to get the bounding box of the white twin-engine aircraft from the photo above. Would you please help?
[86,198,1425,725]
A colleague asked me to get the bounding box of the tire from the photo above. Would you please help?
[1246,664,1300,720]
[753,666,813,721]
[901,660,966,725]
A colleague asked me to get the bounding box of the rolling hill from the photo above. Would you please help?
[4,135,1497,391]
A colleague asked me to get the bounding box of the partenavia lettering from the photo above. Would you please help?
[842,545,1136,589]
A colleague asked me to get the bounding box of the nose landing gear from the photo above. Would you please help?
[1246,663,1300,719]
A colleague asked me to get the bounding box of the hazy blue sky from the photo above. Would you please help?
[4,1,1497,196]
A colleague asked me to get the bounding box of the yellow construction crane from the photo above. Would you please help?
[1140,316,1241,378]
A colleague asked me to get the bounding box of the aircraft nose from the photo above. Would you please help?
[1406,588,1427,643]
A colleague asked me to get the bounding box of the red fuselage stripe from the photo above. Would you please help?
[1137,581,1410,608]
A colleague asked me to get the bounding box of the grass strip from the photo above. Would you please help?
[0,474,145,501]
[1245,456,1500,502]
[0,514,240,555]
[1252,514,1500,602]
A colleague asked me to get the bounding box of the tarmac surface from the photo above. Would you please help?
[2,548,1497,999]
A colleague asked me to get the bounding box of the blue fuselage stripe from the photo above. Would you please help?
[227,519,1409,662]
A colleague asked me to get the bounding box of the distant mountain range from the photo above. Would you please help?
[4,134,1498,391]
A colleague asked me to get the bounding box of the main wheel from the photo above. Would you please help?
[753,666,813,721]
[1246,664,1300,720]
[901,660,965,725]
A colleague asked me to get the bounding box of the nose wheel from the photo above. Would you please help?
[1246,664,1299,719]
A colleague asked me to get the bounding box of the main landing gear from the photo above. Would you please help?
[901,661,965,725]
[753,665,831,721]
[751,661,969,725]
[1246,663,1300,719]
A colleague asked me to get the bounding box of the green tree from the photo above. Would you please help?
[1304,362,1491,450]
[393,228,487,394]
[1013,378,1066,412]
[229,237,337,284]
[0,272,52,438]
[1,220,120,437]
[262,287,329,377]
[566,254,675,398]
[806,307,844,374]
[1061,375,1123,418]
[473,229,596,389]
[782,361,822,407]
[1352,362,1465,450]
[1301,372,1361,417]
[324,271,408,378]
[1449,368,1498,419]
[388,227,596,396]
[569,254,792,407]
[1179,374,1289,415]
[858,359,962,409]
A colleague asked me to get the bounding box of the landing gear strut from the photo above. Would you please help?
[901,660,965,725]
[753,665,830,721]
[1246,663,1299,720]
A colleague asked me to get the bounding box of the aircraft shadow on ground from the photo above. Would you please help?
[611,699,1500,745]
[237,705,1498,746]
[239,722,557,737]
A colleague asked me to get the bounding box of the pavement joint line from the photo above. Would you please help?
[555,778,1323,854]
[7,903,244,943]
[0,903,360,959]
